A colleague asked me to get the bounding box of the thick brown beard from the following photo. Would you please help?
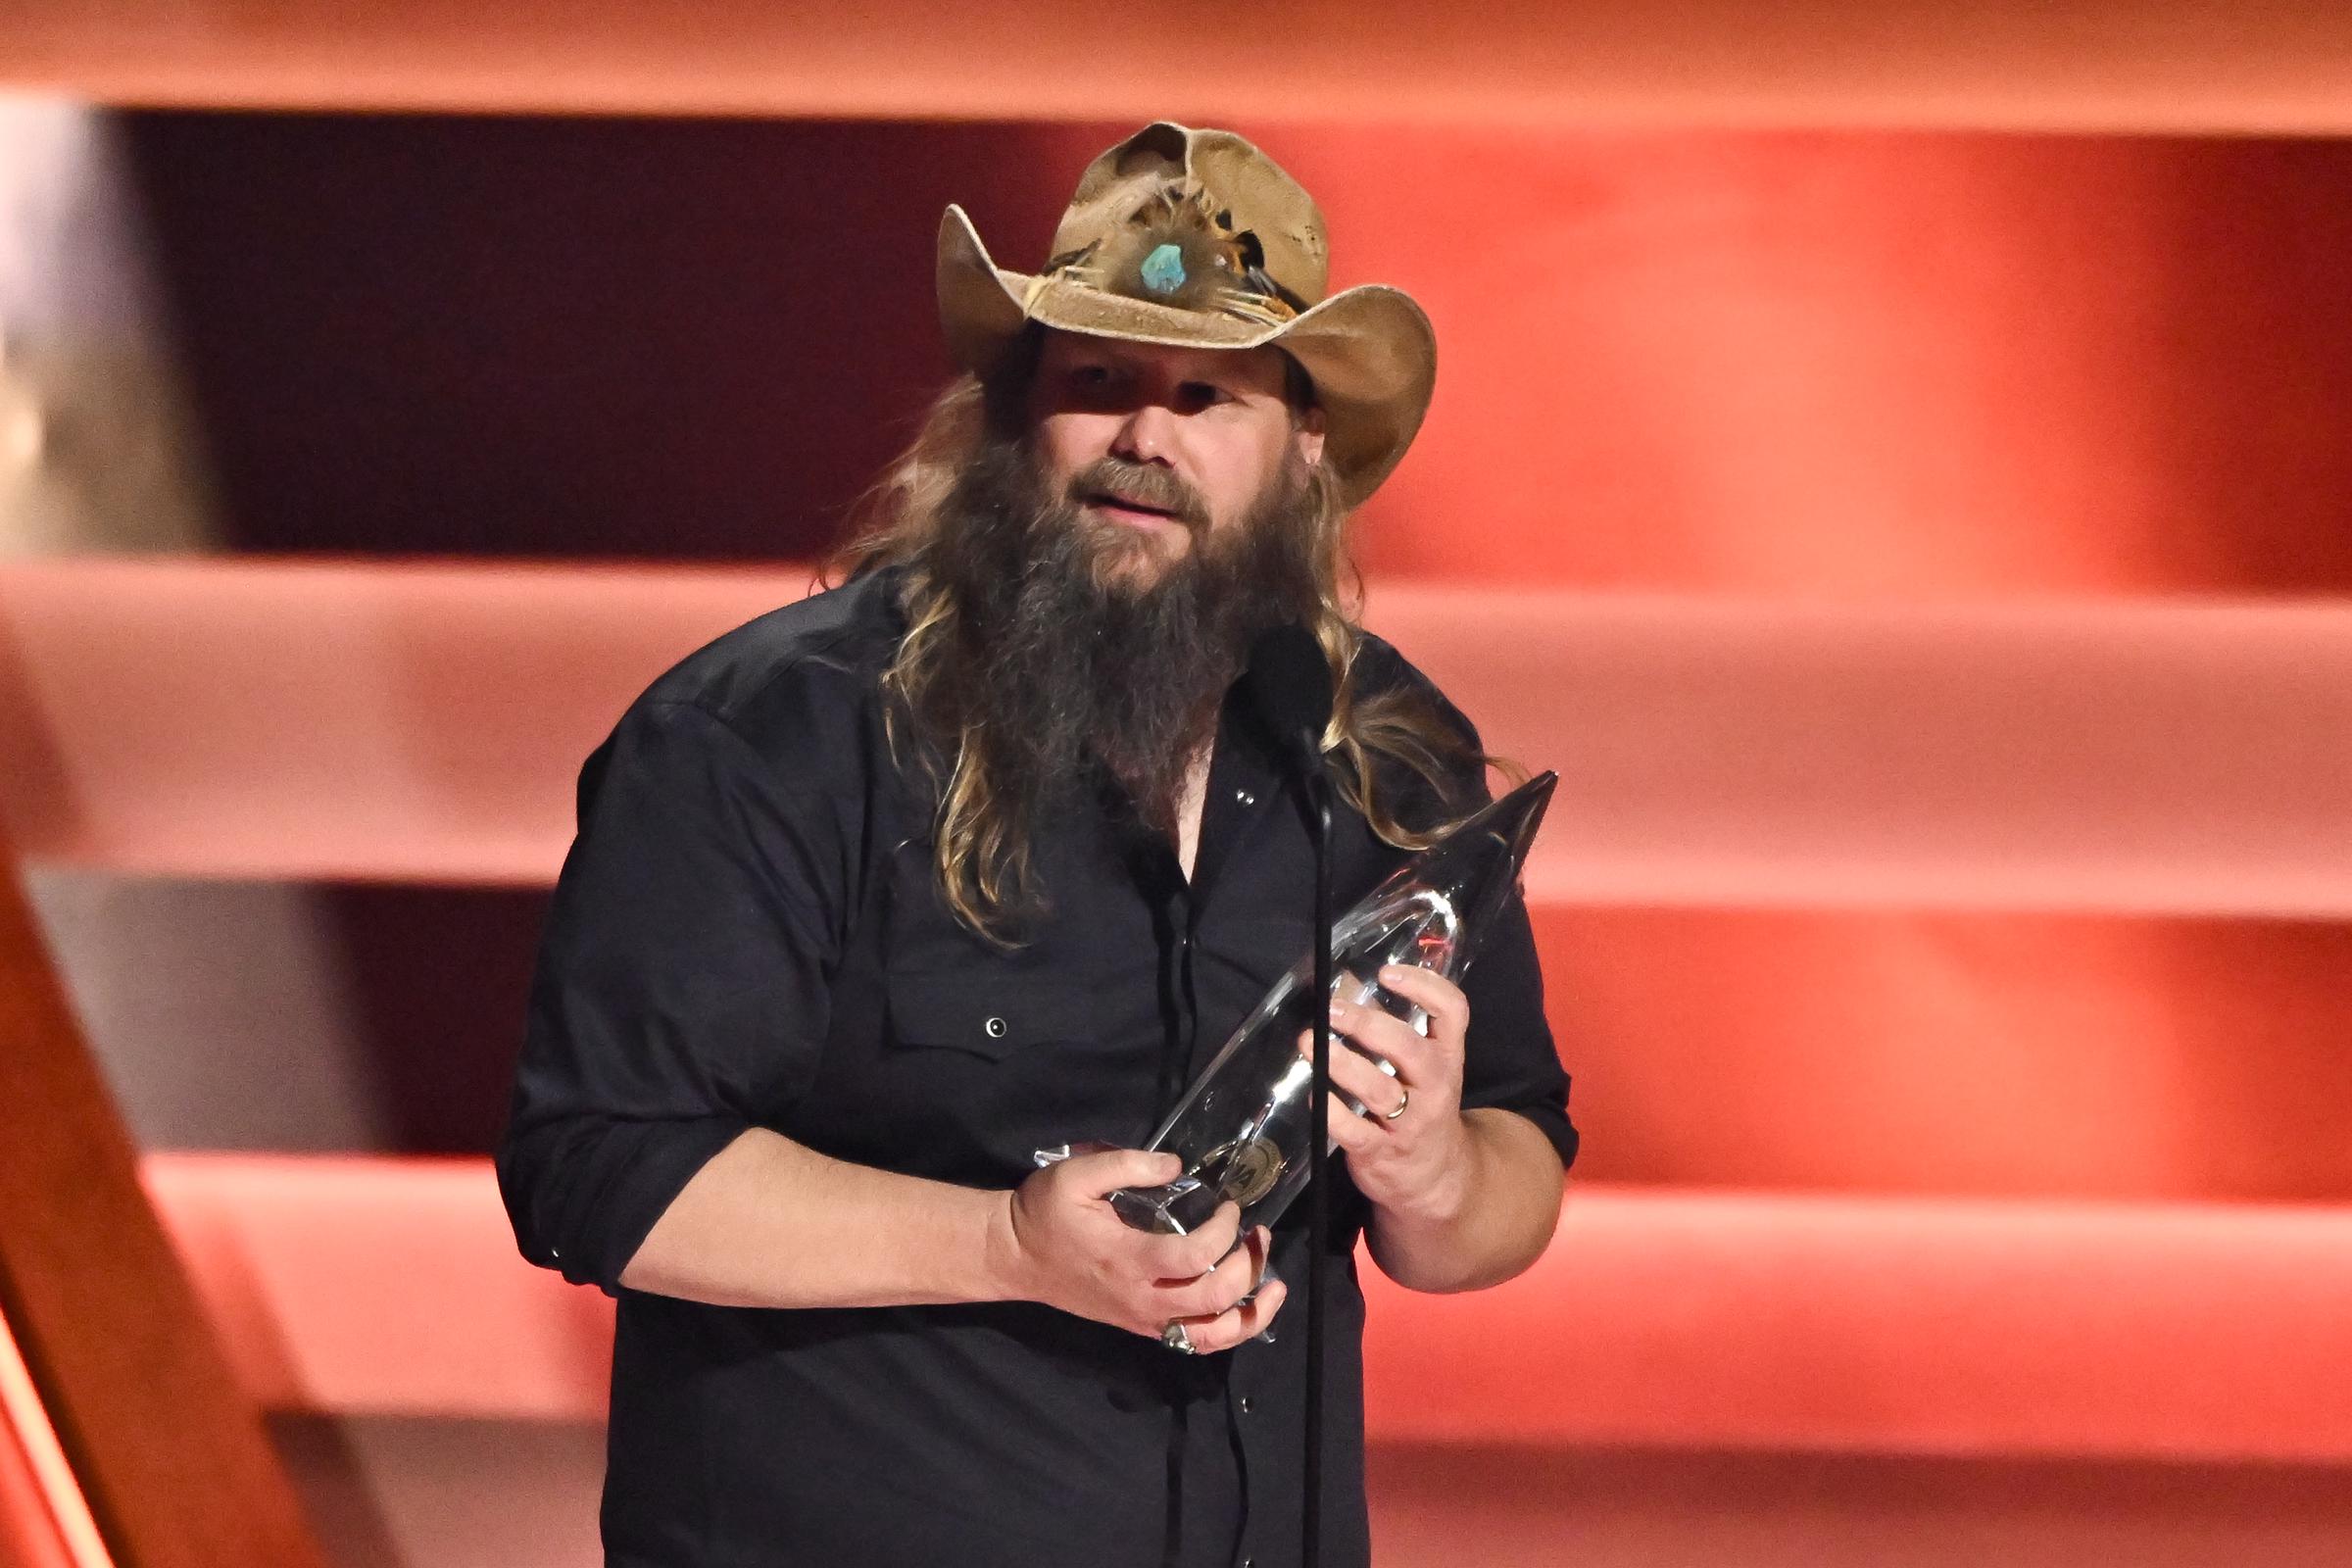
[926,430,1323,849]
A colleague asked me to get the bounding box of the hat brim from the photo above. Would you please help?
[937,204,1436,511]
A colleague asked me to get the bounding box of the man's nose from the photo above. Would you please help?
[1110,401,1177,466]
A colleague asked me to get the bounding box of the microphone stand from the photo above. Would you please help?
[1301,760,1333,1568]
[1235,620,1341,1567]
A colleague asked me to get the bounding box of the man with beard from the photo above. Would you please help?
[497,122,1577,1568]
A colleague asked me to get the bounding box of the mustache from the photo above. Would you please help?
[1062,456,1211,530]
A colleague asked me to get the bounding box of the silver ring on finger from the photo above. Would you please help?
[1160,1320,1198,1354]
[1383,1085,1411,1121]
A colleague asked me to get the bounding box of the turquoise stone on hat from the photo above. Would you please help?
[1140,243,1187,295]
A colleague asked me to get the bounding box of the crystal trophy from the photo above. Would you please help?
[1101,770,1557,1237]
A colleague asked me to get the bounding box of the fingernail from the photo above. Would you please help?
[1328,1000,1347,1020]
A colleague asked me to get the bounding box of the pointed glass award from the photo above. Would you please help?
[1102,769,1557,1237]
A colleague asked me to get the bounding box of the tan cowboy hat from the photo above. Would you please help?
[936,121,1438,511]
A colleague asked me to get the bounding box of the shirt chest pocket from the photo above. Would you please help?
[883,969,1099,1062]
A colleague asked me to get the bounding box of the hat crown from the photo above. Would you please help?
[1043,122,1331,319]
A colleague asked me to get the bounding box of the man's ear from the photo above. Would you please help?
[1295,404,1328,468]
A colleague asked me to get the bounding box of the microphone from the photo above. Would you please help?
[1241,621,1333,781]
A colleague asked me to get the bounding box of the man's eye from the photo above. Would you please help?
[1178,382,1231,409]
[1072,366,1111,386]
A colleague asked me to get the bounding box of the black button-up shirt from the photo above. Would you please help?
[496,564,1578,1567]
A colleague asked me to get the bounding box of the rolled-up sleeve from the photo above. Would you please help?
[1457,884,1579,1174]
[496,697,848,1293]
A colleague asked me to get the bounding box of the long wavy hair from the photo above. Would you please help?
[826,324,1507,944]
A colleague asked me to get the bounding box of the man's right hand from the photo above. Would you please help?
[990,1148,1287,1353]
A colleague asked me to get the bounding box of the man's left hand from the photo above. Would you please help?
[1298,964,1475,1227]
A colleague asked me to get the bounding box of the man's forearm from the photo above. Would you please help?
[617,1127,1018,1308]
[1363,1108,1565,1294]
[618,1135,1282,1348]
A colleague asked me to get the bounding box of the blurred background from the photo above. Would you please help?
[3,4,2351,1565]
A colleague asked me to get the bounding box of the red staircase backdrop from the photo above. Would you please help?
[3,21,2352,1562]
